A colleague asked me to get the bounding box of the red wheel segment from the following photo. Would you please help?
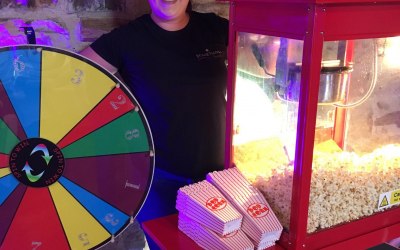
[1,187,69,250]
[0,154,9,168]
[57,87,135,149]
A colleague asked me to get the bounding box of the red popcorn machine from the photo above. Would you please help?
[225,0,400,249]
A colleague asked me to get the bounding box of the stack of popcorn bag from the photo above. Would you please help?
[207,167,283,250]
[178,213,254,250]
[176,180,254,249]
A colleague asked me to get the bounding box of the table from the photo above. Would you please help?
[142,214,284,250]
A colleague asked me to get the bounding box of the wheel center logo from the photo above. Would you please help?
[9,138,65,187]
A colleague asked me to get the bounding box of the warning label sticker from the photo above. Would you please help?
[378,189,400,210]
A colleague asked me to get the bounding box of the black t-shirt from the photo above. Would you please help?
[91,11,228,180]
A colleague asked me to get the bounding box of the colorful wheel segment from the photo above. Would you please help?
[0,45,154,250]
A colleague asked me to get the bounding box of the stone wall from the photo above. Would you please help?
[0,0,229,52]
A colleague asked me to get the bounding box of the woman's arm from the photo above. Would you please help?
[80,46,118,75]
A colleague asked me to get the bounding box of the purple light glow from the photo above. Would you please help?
[0,25,27,46]
[0,19,70,48]
[32,20,68,35]
[15,0,28,6]
[13,0,57,7]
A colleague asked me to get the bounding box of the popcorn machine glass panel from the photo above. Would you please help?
[233,32,304,231]
[309,37,400,233]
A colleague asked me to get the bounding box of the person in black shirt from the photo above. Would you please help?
[81,0,228,248]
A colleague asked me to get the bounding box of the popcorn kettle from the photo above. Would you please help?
[251,37,377,107]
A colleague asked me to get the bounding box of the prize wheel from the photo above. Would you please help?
[0,45,155,250]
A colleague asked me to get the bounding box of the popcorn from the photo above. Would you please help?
[235,142,400,233]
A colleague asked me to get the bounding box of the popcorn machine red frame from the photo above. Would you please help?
[224,0,400,249]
